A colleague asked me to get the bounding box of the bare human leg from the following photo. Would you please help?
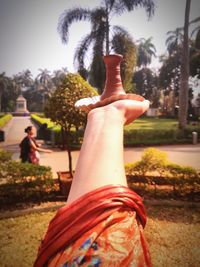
[67,99,150,204]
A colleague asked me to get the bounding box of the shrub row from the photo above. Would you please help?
[32,114,200,147]
[124,127,200,146]
[0,149,57,205]
[31,113,59,129]
[31,113,84,147]
[125,148,200,199]
[0,114,12,128]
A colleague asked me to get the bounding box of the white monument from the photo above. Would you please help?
[15,94,29,115]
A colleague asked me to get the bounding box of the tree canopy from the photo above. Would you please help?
[45,73,97,175]
[45,73,98,132]
[58,0,155,93]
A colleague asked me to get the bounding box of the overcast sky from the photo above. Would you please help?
[0,0,200,78]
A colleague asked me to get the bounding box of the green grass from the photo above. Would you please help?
[31,115,200,146]
[125,117,179,131]
[0,205,199,267]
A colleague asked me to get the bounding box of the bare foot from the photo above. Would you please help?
[89,99,150,125]
[112,99,150,125]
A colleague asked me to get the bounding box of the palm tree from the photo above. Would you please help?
[14,69,33,92]
[179,0,191,129]
[36,69,53,110]
[58,0,155,92]
[112,30,137,91]
[52,69,68,87]
[136,37,156,68]
[190,22,200,78]
[165,28,183,56]
[164,29,183,116]
[36,69,51,90]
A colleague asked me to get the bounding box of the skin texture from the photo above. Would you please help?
[67,99,149,204]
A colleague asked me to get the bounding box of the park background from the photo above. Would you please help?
[0,0,200,266]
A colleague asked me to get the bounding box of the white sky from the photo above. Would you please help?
[0,0,200,78]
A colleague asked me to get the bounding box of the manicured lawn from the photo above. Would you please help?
[31,114,200,146]
[0,205,199,267]
[125,117,179,131]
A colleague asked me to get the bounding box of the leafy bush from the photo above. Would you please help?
[125,147,200,199]
[165,163,199,190]
[0,149,13,178]
[0,149,12,162]
[125,148,168,176]
[0,114,12,128]
[0,161,52,183]
[0,151,56,205]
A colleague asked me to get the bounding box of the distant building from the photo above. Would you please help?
[14,94,29,116]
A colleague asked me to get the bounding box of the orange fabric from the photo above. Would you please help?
[34,185,151,267]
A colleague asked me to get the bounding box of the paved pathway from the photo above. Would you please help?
[1,117,200,177]
[0,116,37,153]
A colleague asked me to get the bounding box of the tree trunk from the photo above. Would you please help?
[67,147,73,177]
[105,6,109,55]
[171,89,176,117]
[0,92,2,112]
[66,131,73,177]
[178,0,191,129]
[61,127,65,149]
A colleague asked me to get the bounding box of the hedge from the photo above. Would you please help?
[0,149,57,205]
[125,148,200,199]
[124,127,200,146]
[32,114,200,147]
[31,113,84,147]
[0,114,12,128]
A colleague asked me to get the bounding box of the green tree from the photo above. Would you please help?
[23,87,44,112]
[159,54,181,116]
[136,37,156,68]
[36,69,53,109]
[165,28,183,56]
[36,69,52,90]
[58,0,155,93]
[133,67,159,107]
[111,30,137,91]
[190,28,200,78]
[52,69,68,88]
[13,69,33,94]
[45,73,97,176]
[0,72,9,112]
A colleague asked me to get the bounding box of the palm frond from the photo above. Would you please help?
[73,34,93,70]
[112,25,131,37]
[191,26,200,38]
[189,16,200,25]
[91,7,107,32]
[89,34,105,93]
[58,8,91,43]
[109,0,155,18]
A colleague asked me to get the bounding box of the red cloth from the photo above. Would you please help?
[34,185,151,267]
